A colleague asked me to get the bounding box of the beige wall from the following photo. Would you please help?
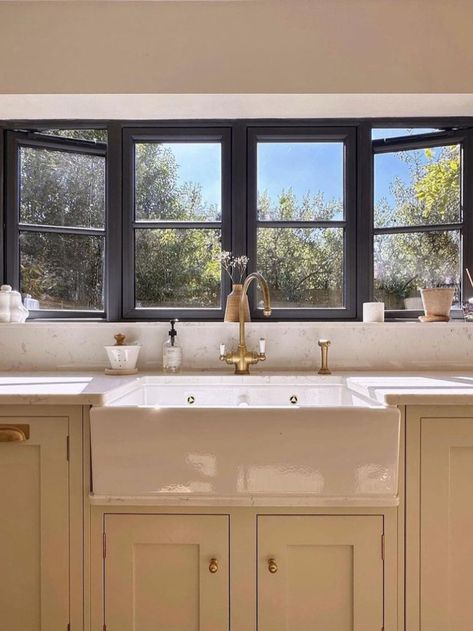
[0,0,472,95]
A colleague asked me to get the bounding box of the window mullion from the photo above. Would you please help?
[374,223,462,236]
[132,221,221,230]
[357,121,373,314]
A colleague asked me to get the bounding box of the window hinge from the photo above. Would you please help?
[381,533,385,561]
[66,435,70,461]
[103,532,106,559]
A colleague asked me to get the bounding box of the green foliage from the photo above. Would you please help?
[374,146,461,308]
[20,133,461,312]
[20,145,105,310]
[257,189,344,307]
[134,143,221,307]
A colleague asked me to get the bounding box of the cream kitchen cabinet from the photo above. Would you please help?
[103,514,230,631]
[258,515,384,631]
[406,406,473,631]
[0,406,83,631]
[97,511,388,631]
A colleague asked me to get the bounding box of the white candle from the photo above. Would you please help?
[363,302,384,322]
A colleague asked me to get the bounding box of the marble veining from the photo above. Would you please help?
[1,320,473,372]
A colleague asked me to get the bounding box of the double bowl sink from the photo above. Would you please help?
[90,375,400,505]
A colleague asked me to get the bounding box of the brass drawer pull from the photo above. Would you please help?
[0,424,29,442]
[209,558,219,574]
[268,558,278,574]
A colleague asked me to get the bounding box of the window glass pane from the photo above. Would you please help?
[373,230,460,310]
[135,142,222,221]
[135,229,221,308]
[20,232,104,311]
[374,145,461,228]
[372,128,440,140]
[35,129,107,143]
[257,227,344,308]
[20,147,105,229]
[257,142,344,221]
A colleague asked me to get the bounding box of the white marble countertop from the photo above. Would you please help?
[0,370,473,406]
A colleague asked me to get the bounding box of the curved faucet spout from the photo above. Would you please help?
[239,272,272,347]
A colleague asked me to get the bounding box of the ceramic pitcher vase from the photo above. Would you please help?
[224,284,251,322]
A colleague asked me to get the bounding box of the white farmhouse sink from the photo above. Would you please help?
[90,375,400,506]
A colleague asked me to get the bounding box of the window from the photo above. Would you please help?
[248,128,356,318]
[2,120,472,321]
[122,128,231,318]
[5,131,107,316]
[372,129,464,312]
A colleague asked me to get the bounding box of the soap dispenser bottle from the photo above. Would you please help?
[163,319,182,373]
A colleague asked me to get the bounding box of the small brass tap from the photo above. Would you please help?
[220,272,272,375]
[318,339,331,375]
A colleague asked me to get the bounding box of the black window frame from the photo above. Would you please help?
[1,118,473,322]
[372,128,471,317]
[247,126,357,319]
[122,126,232,320]
[4,130,109,319]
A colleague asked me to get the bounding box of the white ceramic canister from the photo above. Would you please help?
[105,345,141,370]
[9,289,29,323]
[105,334,141,371]
[0,285,29,323]
[0,285,11,322]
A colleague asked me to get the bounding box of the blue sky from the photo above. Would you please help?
[167,130,442,212]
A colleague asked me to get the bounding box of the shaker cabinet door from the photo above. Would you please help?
[419,416,473,631]
[0,416,70,631]
[104,514,230,631]
[257,515,384,631]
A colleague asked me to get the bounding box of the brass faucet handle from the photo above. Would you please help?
[318,338,331,375]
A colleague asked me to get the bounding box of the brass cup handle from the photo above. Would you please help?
[209,558,219,574]
[0,425,29,442]
[268,558,278,574]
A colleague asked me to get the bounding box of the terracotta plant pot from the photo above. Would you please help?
[419,288,455,322]
[224,284,251,322]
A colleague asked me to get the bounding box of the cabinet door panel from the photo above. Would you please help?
[0,417,69,631]
[421,417,473,631]
[258,515,383,631]
[105,514,229,631]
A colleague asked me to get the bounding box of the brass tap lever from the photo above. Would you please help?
[318,339,331,375]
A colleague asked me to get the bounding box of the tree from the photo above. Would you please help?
[20,131,461,312]
[20,143,105,310]
[373,146,460,309]
[257,189,344,307]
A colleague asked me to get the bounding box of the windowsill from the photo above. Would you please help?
[11,318,471,327]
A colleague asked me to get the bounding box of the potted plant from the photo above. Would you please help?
[218,252,250,322]
[419,283,456,322]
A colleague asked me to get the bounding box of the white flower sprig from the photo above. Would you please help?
[218,251,249,284]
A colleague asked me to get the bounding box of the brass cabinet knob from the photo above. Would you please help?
[268,558,278,574]
[209,558,219,574]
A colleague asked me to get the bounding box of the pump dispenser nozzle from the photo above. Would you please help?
[169,318,179,346]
